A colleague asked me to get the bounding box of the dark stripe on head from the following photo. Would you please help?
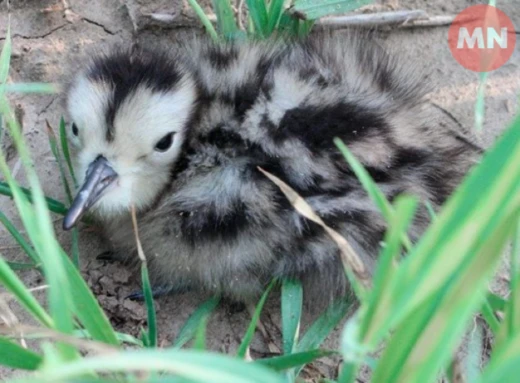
[87,47,182,141]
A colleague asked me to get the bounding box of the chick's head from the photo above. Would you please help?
[63,49,197,229]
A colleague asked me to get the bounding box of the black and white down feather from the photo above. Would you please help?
[64,32,480,303]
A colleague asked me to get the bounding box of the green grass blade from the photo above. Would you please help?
[57,117,80,267]
[59,117,77,188]
[361,196,417,334]
[193,316,208,350]
[246,0,269,38]
[276,12,299,37]
[256,349,335,371]
[294,299,350,377]
[4,83,58,94]
[372,208,518,383]
[481,297,500,334]
[292,0,371,20]
[267,0,285,34]
[237,280,276,358]
[212,0,239,40]
[359,114,520,347]
[496,219,520,346]
[0,98,75,346]
[0,25,11,84]
[187,0,219,41]
[72,329,142,347]
[20,349,287,383]
[0,210,39,264]
[281,279,302,355]
[478,329,520,383]
[0,255,53,327]
[0,181,68,216]
[6,261,38,271]
[334,138,412,251]
[63,251,119,345]
[475,72,488,132]
[465,324,483,382]
[486,291,506,312]
[46,121,72,203]
[173,296,220,348]
[297,299,350,353]
[141,263,157,348]
[297,20,314,37]
[0,337,42,370]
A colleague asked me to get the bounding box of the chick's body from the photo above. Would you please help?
[66,33,479,302]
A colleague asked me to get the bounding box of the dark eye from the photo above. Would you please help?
[154,132,175,152]
[71,122,79,136]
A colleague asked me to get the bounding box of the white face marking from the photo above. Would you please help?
[67,74,197,217]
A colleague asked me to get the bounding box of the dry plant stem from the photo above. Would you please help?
[0,296,24,347]
[0,285,49,304]
[318,10,426,27]
[317,11,461,29]
[450,353,466,383]
[258,167,371,289]
[401,15,456,28]
[130,205,146,263]
[0,324,119,354]
[237,0,246,31]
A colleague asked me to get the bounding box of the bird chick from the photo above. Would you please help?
[63,33,479,303]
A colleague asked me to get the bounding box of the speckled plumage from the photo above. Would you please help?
[65,32,480,303]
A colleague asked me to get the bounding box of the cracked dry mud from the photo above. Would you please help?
[0,0,519,381]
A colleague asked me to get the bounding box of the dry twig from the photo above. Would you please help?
[258,167,371,290]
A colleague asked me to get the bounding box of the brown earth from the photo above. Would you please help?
[0,0,519,381]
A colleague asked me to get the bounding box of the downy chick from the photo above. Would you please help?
[63,33,480,303]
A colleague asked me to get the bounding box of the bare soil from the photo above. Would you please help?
[0,0,519,380]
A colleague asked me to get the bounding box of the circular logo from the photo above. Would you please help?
[448,5,516,72]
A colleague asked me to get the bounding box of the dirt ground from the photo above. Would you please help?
[0,0,519,380]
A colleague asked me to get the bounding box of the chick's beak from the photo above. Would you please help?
[63,156,118,231]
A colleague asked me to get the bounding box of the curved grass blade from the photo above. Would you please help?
[478,326,520,383]
[6,261,38,271]
[193,316,208,350]
[297,299,350,351]
[141,263,157,348]
[358,114,520,347]
[173,296,220,348]
[496,219,520,347]
[292,0,371,20]
[0,98,75,350]
[0,255,53,327]
[256,349,335,371]
[46,121,73,207]
[212,0,239,40]
[4,83,58,94]
[246,0,269,38]
[0,181,68,216]
[237,280,276,358]
[0,337,42,370]
[61,247,119,346]
[281,279,302,355]
[372,208,518,383]
[0,25,11,84]
[0,210,39,264]
[334,138,412,251]
[16,349,287,383]
[58,117,77,188]
[267,0,285,34]
[187,0,219,41]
